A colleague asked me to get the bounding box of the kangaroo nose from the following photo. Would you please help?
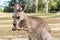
[13,23,16,26]
[12,22,17,31]
[12,27,16,31]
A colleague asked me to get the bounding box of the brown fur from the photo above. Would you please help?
[12,3,52,40]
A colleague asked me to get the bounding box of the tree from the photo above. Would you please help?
[4,0,37,13]
[4,0,16,12]
[38,0,45,13]
[57,0,60,12]
[49,0,58,13]
[45,0,49,14]
[33,0,38,13]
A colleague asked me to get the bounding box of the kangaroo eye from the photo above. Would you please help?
[17,16,20,19]
[16,9,20,12]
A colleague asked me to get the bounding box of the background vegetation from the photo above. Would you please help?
[0,0,60,13]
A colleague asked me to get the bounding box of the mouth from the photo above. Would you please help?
[16,28,28,31]
[17,28,29,31]
[12,27,29,31]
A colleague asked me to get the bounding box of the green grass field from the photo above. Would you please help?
[0,13,60,40]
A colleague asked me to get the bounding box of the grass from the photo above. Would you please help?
[0,17,12,20]
[0,21,12,25]
[44,14,60,19]
[27,13,55,16]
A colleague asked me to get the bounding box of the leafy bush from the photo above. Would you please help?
[0,9,4,12]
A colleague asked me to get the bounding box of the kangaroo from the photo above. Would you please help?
[12,3,52,40]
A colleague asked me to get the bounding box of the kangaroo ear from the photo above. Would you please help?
[14,3,20,11]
